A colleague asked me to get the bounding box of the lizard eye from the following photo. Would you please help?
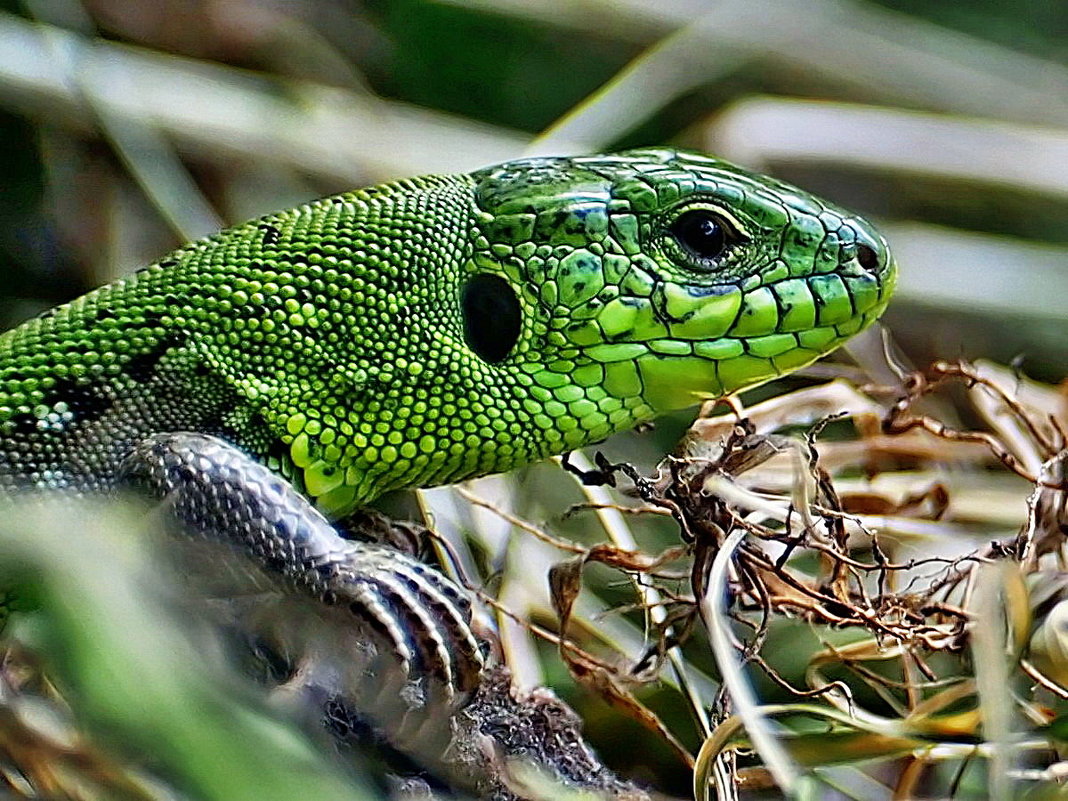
[462,273,521,364]
[668,209,741,265]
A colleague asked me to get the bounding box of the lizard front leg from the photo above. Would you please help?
[119,431,486,755]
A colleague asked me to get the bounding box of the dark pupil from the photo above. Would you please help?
[462,273,522,364]
[671,210,728,261]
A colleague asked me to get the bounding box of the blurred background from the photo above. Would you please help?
[0,0,1066,379]
[0,1,1066,797]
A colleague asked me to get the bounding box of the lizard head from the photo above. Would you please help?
[258,148,894,514]
[466,147,895,426]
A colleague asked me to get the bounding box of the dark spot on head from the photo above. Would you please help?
[211,418,242,447]
[258,223,281,246]
[125,334,184,383]
[43,377,112,425]
[10,413,40,437]
[691,282,743,299]
[266,434,288,462]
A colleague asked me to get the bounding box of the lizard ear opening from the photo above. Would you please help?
[462,273,521,364]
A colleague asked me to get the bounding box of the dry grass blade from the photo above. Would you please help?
[471,357,1068,797]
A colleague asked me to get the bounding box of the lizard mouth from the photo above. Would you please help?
[586,252,897,413]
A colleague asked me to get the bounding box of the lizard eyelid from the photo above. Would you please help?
[666,207,747,270]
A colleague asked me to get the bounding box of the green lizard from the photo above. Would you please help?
[0,147,895,777]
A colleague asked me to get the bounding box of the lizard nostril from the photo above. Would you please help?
[856,243,880,273]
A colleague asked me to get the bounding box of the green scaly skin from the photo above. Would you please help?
[0,148,895,514]
[0,148,896,792]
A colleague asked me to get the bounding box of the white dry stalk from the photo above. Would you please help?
[970,562,1018,801]
[699,526,800,794]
